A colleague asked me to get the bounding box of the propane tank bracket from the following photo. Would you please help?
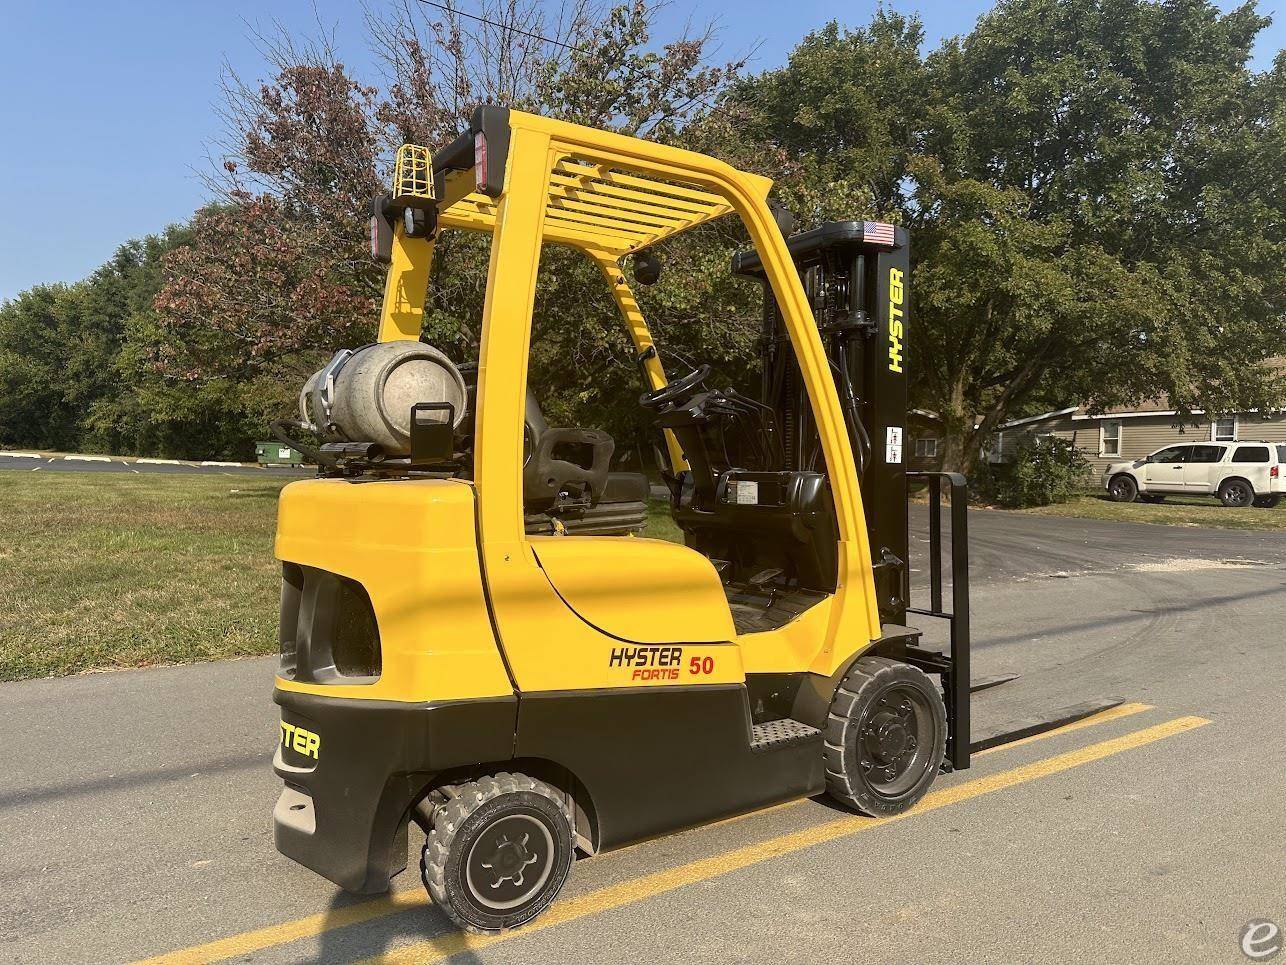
[409,402,456,467]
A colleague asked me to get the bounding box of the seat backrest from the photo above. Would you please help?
[523,426,614,511]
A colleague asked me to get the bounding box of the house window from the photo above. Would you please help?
[914,438,938,458]
[1212,416,1237,442]
[1100,421,1122,457]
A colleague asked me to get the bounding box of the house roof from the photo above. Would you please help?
[993,407,1078,429]
[994,403,1205,429]
[993,357,1285,430]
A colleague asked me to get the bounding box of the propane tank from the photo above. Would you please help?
[300,341,467,456]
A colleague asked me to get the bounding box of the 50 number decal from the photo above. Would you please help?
[689,655,715,676]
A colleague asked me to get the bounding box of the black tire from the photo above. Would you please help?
[1252,494,1282,509]
[1139,493,1165,504]
[1219,478,1255,507]
[1108,474,1138,502]
[824,656,947,817]
[421,772,574,934]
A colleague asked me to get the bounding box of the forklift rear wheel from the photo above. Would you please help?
[420,772,574,934]
[1252,494,1281,509]
[824,657,947,817]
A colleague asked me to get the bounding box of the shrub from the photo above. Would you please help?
[979,436,1091,508]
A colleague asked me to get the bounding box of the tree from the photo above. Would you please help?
[727,1,1286,471]
[0,284,90,450]
[0,230,194,454]
[153,0,752,452]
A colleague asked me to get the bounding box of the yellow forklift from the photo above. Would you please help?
[270,108,975,933]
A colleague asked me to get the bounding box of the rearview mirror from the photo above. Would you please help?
[632,251,662,286]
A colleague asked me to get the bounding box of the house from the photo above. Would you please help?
[907,409,946,471]
[990,402,1286,478]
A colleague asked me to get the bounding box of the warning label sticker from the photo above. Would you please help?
[728,480,759,505]
[886,427,903,464]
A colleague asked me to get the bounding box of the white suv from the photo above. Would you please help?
[1105,442,1285,508]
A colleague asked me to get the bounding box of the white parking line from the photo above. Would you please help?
[65,455,113,462]
[0,452,41,458]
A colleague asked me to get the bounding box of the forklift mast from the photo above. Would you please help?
[734,221,911,624]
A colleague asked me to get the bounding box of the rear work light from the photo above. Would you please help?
[474,132,488,192]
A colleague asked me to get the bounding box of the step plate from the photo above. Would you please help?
[750,718,821,752]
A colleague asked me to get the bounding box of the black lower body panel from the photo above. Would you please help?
[272,689,517,894]
[514,684,824,851]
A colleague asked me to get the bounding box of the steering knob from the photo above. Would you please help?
[639,364,711,410]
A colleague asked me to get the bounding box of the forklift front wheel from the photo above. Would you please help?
[824,657,947,817]
[421,772,574,934]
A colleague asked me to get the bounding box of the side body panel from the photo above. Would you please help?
[274,477,511,703]
[1144,461,1186,492]
[1182,445,1227,491]
[515,685,824,851]
[1218,447,1275,494]
[530,536,736,645]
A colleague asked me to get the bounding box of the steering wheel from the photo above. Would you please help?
[639,364,711,410]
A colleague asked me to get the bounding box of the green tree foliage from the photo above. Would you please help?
[728,1,1286,470]
[0,226,272,459]
[0,284,94,451]
[149,0,751,455]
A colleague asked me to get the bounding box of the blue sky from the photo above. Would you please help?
[0,0,1280,301]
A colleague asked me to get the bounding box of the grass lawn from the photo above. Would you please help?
[1,473,291,681]
[1016,492,1286,531]
[0,471,684,681]
[644,497,684,542]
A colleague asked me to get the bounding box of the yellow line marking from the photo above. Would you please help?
[136,699,1159,965]
[134,890,428,965]
[365,715,1209,964]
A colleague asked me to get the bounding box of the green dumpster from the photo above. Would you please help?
[255,441,303,466]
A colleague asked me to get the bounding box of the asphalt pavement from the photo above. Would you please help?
[1,510,1284,964]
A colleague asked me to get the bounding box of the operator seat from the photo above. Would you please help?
[522,392,649,536]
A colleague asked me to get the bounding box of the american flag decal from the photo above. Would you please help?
[863,221,896,246]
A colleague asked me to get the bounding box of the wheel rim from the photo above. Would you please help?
[858,684,936,799]
[464,812,556,911]
[1110,479,1132,499]
[1226,483,1251,506]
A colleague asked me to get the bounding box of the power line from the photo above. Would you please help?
[412,0,751,129]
